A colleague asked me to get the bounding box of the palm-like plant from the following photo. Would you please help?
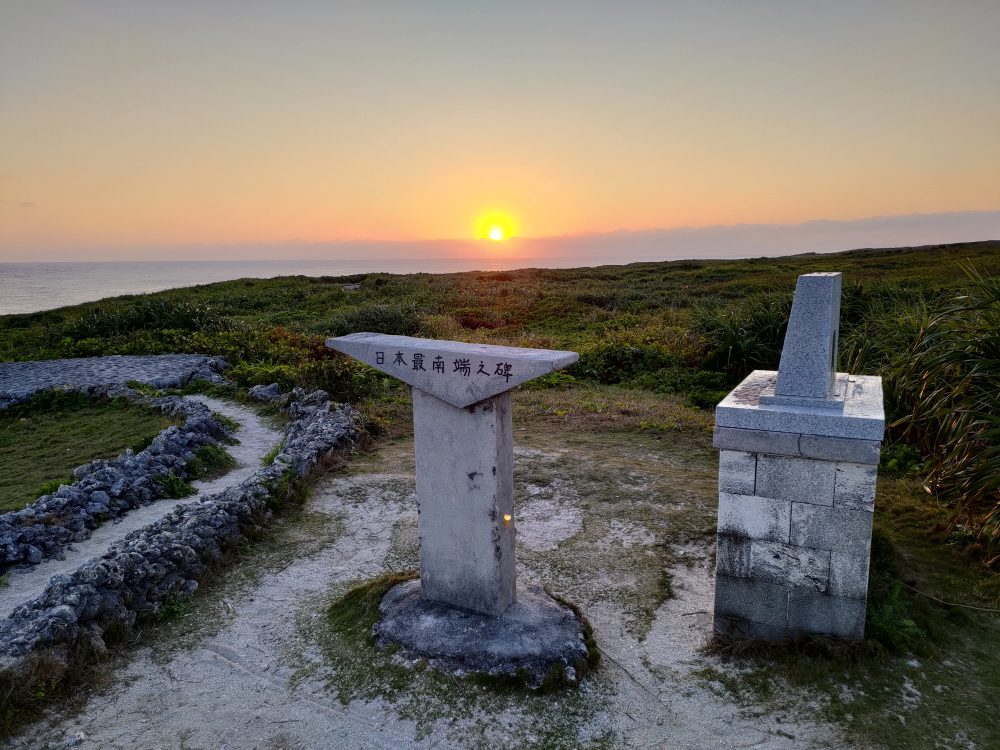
[887,264,1000,564]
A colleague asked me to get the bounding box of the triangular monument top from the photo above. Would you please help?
[762,272,842,407]
[326,332,578,409]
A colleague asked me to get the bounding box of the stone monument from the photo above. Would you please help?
[327,332,593,684]
[712,272,885,640]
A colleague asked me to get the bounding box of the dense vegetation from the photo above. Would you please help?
[1,241,998,562]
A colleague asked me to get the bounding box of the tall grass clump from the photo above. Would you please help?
[63,299,229,338]
[692,291,792,379]
[881,267,1000,565]
[326,303,423,337]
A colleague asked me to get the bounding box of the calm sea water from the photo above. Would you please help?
[0,257,618,316]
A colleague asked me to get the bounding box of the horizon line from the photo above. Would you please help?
[2,209,998,256]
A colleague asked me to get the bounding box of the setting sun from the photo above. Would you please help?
[475,211,517,243]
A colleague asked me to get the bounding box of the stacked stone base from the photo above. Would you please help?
[713,433,878,641]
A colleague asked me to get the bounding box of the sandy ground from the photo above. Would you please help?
[8,430,850,750]
[0,396,283,619]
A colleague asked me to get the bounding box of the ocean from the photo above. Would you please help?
[0,257,616,316]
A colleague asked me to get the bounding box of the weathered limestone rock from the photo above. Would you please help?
[0,390,361,669]
[713,272,884,641]
[375,580,589,686]
[328,333,579,618]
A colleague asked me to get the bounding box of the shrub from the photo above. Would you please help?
[628,367,728,395]
[864,529,930,655]
[693,291,792,378]
[299,359,389,403]
[62,299,228,339]
[33,478,71,498]
[154,472,196,499]
[327,303,423,337]
[882,267,1000,565]
[185,444,237,480]
[575,343,681,384]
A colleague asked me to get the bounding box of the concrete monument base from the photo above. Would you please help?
[374,579,594,688]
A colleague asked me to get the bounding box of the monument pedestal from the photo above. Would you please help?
[375,579,591,687]
[713,370,884,640]
[711,272,885,641]
[327,333,595,685]
[412,390,515,616]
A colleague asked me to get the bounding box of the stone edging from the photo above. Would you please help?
[0,389,362,678]
[0,385,232,571]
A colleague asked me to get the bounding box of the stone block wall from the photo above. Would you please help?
[713,445,878,640]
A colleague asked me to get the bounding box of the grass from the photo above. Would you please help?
[153,472,196,499]
[1,242,998,743]
[292,568,611,748]
[261,438,285,466]
[0,393,181,512]
[185,444,237,480]
[320,572,598,696]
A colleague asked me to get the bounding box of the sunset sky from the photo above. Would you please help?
[1,1,998,261]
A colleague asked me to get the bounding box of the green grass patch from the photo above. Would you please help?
[153,472,196,499]
[157,590,195,622]
[261,438,285,466]
[0,393,181,512]
[124,379,162,397]
[185,443,237,480]
[211,411,241,435]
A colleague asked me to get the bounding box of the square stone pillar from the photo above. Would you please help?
[412,389,515,615]
[712,273,885,640]
[326,332,578,617]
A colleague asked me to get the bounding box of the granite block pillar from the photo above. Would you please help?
[712,272,885,640]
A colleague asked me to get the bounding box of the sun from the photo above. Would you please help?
[475,211,517,243]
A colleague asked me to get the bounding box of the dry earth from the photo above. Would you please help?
[8,429,851,749]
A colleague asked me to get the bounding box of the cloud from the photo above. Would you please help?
[1,210,996,263]
[510,211,1000,262]
[17,201,35,209]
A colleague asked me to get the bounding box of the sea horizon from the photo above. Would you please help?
[0,255,636,316]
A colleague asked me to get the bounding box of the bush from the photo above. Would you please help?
[864,529,930,655]
[299,359,389,403]
[693,291,792,378]
[154,472,196,499]
[63,299,228,339]
[628,367,728,395]
[882,267,1000,565]
[185,444,237,480]
[575,343,682,384]
[879,442,926,476]
[327,303,423,337]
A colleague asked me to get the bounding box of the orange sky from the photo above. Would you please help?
[2,2,999,260]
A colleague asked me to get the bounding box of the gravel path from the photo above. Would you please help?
[0,396,283,620]
[10,434,847,750]
[0,355,222,402]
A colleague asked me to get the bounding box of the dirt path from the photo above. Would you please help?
[9,430,849,750]
[0,396,283,620]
